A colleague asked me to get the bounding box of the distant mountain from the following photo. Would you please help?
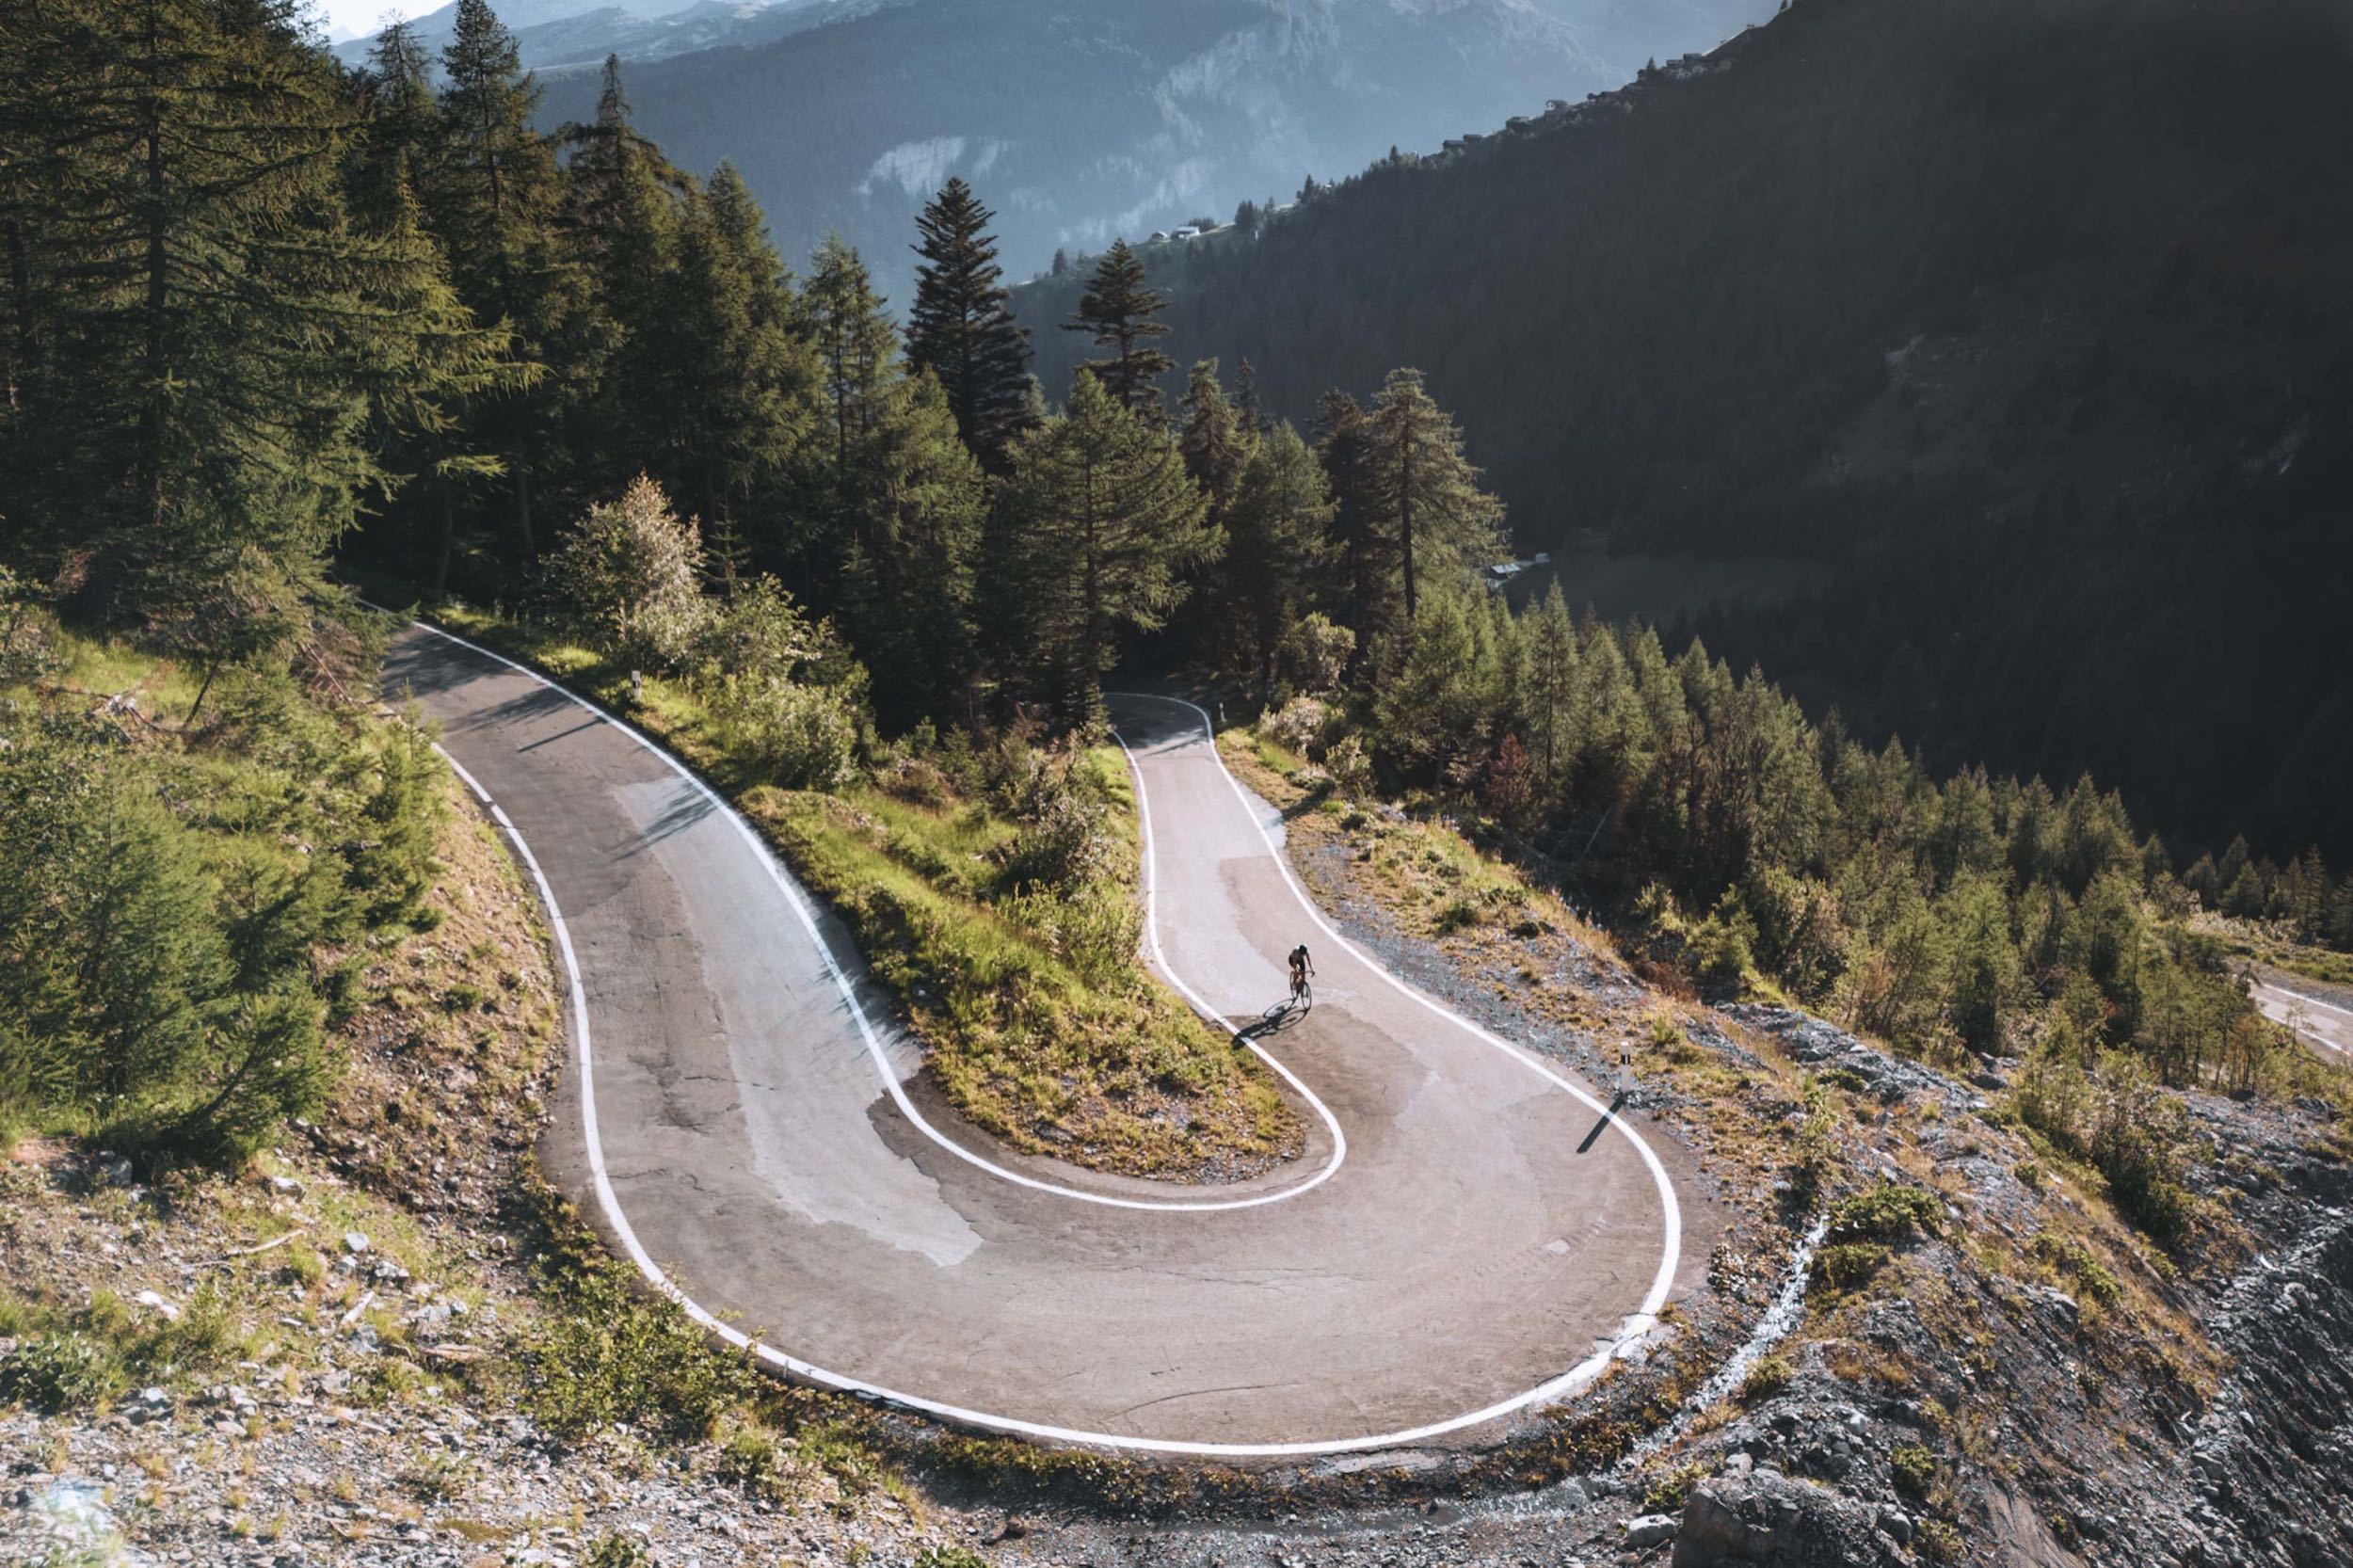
[1009,0,2353,863]
[510,0,1771,299]
[330,0,874,75]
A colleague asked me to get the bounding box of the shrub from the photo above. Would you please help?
[586,1533,654,1568]
[1890,1441,1936,1497]
[713,1425,788,1499]
[728,677,861,792]
[0,1332,122,1414]
[2029,1232,2122,1306]
[1641,1459,1710,1512]
[1257,696,1326,758]
[1808,1242,1890,1298]
[998,766,1115,896]
[1737,1351,1793,1402]
[1826,1182,1944,1243]
[548,475,709,668]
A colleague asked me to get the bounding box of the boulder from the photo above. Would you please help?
[1669,1469,1887,1567]
[1626,1512,1679,1548]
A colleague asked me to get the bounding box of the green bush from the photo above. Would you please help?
[586,1532,654,1568]
[2029,1232,2122,1307]
[1737,1351,1794,1402]
[1808,1242,1891,1298]
[1826,1182,1945,1243]
[713,1425,788,1498]
[0,1331,123,1414]
[1890,1441,1936,1497]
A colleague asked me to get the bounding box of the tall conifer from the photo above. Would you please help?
[905,178,1031,469]
[1064,239,1173,418]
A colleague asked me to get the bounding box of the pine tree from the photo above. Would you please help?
[1003,372,1214,727]
[0,0,507,632]
[661,164,816,540]
[1223,423,1334,699]
[1064,239,1173,418]
[435,0,571,556]
[1313,389,1382,638]
[799,235,899,572]
[1366,368,1504,628]
[905,178,1031,469]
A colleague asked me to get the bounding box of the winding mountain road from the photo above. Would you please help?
[387,622,1706,1455]
[2252,972,2353,1061]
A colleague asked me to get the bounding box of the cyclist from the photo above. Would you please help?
[1289,944,1315,1003]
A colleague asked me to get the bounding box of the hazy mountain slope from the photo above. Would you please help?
[329,0,872,74]
[1010,0,2353,864]
[524,0,1769,298]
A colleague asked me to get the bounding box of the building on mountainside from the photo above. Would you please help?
[1149,230,1170,243]
[1173,226,1201,240]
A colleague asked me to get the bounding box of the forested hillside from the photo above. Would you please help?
[1012,0,2353,867]
[528,0,1772,299]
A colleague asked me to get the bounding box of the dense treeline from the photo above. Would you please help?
[1009,0,2353,871]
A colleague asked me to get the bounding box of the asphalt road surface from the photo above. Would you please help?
[387,623,1705,1455]
[2252,972,2353,1061]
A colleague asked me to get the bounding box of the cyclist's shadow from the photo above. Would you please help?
[1236,993,1312,1041]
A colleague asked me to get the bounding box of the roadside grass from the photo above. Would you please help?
[380,588,1300,1183]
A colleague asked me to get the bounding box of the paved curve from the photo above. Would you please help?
[2252,972,2353,1061]
[387,624,1707,1454]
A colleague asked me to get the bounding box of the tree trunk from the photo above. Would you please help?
[1399,429,1417,623]
[140,0,168,541]
[515,462,534,557]
[433,481,456,595]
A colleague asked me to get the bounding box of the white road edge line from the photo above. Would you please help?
[2261,984,2353,1022]
[395,615,1339,1212]
[1107,694,1684,1349]
[406,619,1685,1455]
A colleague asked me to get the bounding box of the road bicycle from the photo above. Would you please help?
[1290,972,1313,1011]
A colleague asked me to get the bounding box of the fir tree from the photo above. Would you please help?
[840,370,986,728]
[1064,239,1173,418]
[905,178,1031,469]
[1003,372,1214,727]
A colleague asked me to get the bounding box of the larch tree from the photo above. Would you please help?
[904,177,1031,469]
[1313,388,1383,634]
[1064,238,1173,418]
[1003,372,1214,728]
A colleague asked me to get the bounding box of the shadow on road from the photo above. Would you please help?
[1235,999,1310,1041]
[1574,1089,1630,1155]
